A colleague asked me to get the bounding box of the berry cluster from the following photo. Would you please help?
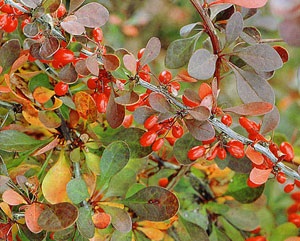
[287,191,300,227]
[0,0,22,33]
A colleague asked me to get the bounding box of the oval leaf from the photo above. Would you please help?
[245,146,264,165]
[73,92,97,122]
[38,110,62,129]
[188,49,218,80]
[102,54,120,71]
[33,86,55,104]
[58,64,78,84]
[223,102,273,116]
[123,186,179,221]
[188,106,210,121]
[42,150,72,204]
[226,12,243,44]
[213,0,268,8]
[139,37,161,67]
[185,119,215,141]
[75,2,109,28]
[0,39,21,74]
[66,178,90,204]
[2,189,27,206]
[38,203,78,231]
[25,203,45,234]
[235,44,283,72]
[77,207,95,239]
[260,106,280,134]
[149,93,172,113]
[106,91,126,129]
[61,16,85,35]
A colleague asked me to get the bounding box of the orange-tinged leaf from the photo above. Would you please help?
[0,202,13,219]
[10,53,29,74]
[0,86,10,93]
[137,227,165,241]
[138,217,177,230]
[249,167,272,185]
[245,146,264,165]
[44,97,63,111]
[4,74,29,103]
[2,189,28,206]
[22,109,45,128]
[73,91,97,122]
[25,203,45,233]
[32,137,60,156]
[42,150,72,204]
[33,87,55,104]
[198,83,212,100]
[0,66,2,74]
[211,0,268,8]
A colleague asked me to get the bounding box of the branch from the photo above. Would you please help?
[138,79,300,181]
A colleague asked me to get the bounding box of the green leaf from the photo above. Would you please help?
[0,130,43,152]
[225,173,264,203]
[28,73,52,92]
[77,207,95,239]
[101,206,132,233]
[18,224,47,241]
[67,178,90,204]
[222,203,260,231]
[188,49,218,80]
[98,141,130,189]
[170,215,209,241]
[269,222,298,241]
[165,36,197,69]
[209,224,231,241]
[204,202,229,215]
[235,43,283,72]
[94,127,152,158]
[0,39,21,74]
[123,186,179,221]
[173,133,202,165]
[111,230,133,241]
[53,226,76,241]
[219,217,244,241]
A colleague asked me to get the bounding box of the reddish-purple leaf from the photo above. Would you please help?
[235,44,283,72]
[106,91,125,129]
[188,106,210,121]
[75,59,91,76]
[226,12,243,44]
[240,27,261,45]
[279,16,300,47]
[149,93,172,113]
[75,2,109,28]
[42,0,61,14]
[123,54,137,74]
[223,102,273,116]
[139,37,161,67]
[133,106,157,124]
[188,49,218,80]
[212,0,268,8]
[249,168,272,185]
[185,119,215,141]
[61,16,85,35]
[69,0,85,13]
[260,106,280,134]
[102,54,120,71]
[39,36,59,59]
[58,64,78,84]
[114,91,139,105]
[230,65,275,104]
[86,55,99,76]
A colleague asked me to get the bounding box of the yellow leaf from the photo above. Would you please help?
[42,150,72,204]
[0,202,13,219]
[33,86,55,104]
[137,227,165,241]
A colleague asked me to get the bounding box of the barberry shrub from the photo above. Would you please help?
[0,0,299,240]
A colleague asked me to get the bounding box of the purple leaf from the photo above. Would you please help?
[139,37,161,67]
[260,106,280,134]
[223,102,273,116]
[226,12,244,44]
[185,119,215,141]
[149,93,172,113]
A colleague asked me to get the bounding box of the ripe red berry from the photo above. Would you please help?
[87,77,98,89]
[172,125,184,138]
[217,147,227,160]
[0,4,13,14]
[288,213,300,228]
[55,4,66,18]
[2,15,18,33]
[144,115,158,130]
[92,27,103,43]
[226,140,245,159]
[95,93,108,113]
[247,178,261,188]
[280,141,294,162]
[122,114,133,128]
[53,48,75,67]
[158,177,169,188]
[291,192,300,202]
[206,146,218,160]
[239,117,260,134]
[158,70,172,84]
[276,172,286,184]
[284,183,295,193]
[54,82,69,96]
[294,179,300,188]
[221,114,232,127]
[202,136,216,145]
[188,145,206,161]
[152,138,164,152]
[140,130,158,147]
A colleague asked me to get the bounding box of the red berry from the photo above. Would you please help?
[87,77,98,89]
[172,125,184,138]
[206,146,218,160]
[284,183,295,193]
[280,141,294,162]
[53,48,75,67]
[188,145,206,161]
[239,117,260,134]
[294,179,300,188]
[152,138,164,152]
[2,15,18,33]
[217,147,227,160]
[221,114,232,127]
[140,130,158,147]
[158,177,169,188]
[226,140,245,159]
[291,192,300,202]
[287,203,300,214]
[288,213,300,228]
[137,48,145,59]
[122,114,133,128]
[165,137,176,146]
[158,70,172,84]
[247,178,261,188]
[202,136,216,145]
[56,4,66,18]
[54,82,69,96]
[276,172,286,184]
[144,115,158,130]
[92,27,103,43]
[0,13,8,29]
[95,93,108,113]
[0,4,13,13]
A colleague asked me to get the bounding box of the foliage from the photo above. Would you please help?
[0,0,299,240]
